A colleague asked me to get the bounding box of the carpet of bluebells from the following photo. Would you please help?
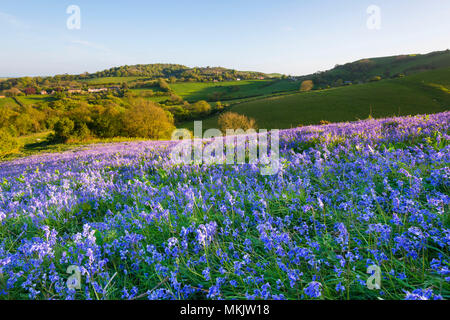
[0,112,449,300]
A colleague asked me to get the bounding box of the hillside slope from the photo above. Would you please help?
[196,67,450,130]
[301,49,450,88]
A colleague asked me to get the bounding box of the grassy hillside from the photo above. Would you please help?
[303,50,450,87]
[0,97,20,108]
[192,67,450,130]
[15,95,55,106]
[170,79,299,102]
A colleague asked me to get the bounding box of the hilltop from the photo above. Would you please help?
[87,64,267,82]
[298,49,450,88]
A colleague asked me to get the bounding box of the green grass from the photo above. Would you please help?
[191,67,450,130]
[128,89,170,103]
[15,95,56,105]
[170,79,300,102]
[1,131,64,160]
[0,97,19,107]
[316,49,450,83]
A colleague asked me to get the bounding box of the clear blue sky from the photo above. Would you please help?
[0,0,449,77]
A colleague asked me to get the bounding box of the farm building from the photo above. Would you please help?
[88,88,108,93]
[68,89,83,94]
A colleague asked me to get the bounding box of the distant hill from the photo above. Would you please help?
[299,49,450,88]
[265,73,284,78]
[0,64,272,91]
[81,64,268,82]
[194,67,450,130]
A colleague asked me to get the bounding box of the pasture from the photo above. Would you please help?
[193,68,450,130]
[170,79,300,102]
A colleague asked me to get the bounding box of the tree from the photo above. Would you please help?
[168,94,183,105]
[189,100,211,116]
[13,114,35,135]
[0,105,16,129]
[4,88,22,97]
[218,112,257,132]
[24,87,36,95]
[91,104,123,138]
[300,80,314,92]
[53,117,75,142]
[0,128,18,157]
[158,78,171,92]
[122,99,175,139]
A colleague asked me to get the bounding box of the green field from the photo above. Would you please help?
[189,67,450,130]
[15,95,55,105]
[170,79,300,102]
[0,97,19,107]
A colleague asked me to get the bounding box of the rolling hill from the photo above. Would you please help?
[300,49,450,88]
[81,64,268,82]
[169,79,300,102]
[191,67,450,130]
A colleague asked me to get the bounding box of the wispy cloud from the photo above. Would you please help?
[0,11,28,29]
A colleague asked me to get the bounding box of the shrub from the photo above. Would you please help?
[0,128,18,157]
[122,99,175,139]
[73,123,91,140]
[218,112,257,132]
[215,102,224,111]
[168,94,183,105]
[158,78,171,92]
[13,114,36,135]
[3,88,22,97]
[53,117,75,142]
[370,76,382,82]
[188,100,212,117]
[45,116,61,130]
[91,105,123,138]
[300,80,314,92]
[0,105,17,129]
